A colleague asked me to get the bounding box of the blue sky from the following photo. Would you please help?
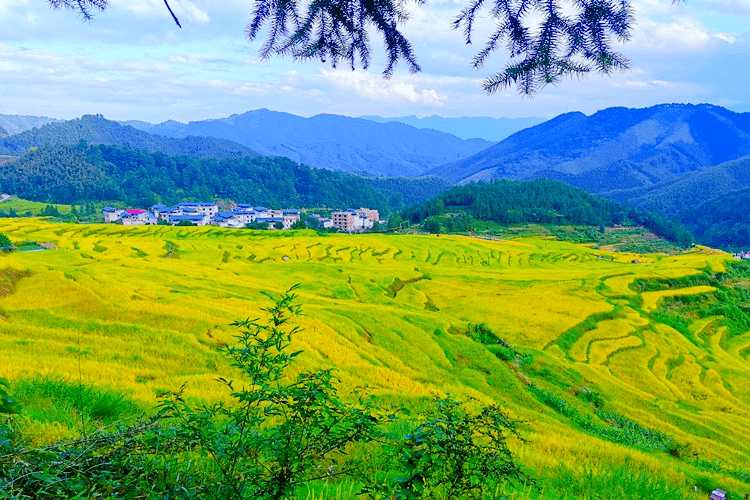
[0,0,749,122]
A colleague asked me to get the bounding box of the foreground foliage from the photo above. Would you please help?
[0,288,526,499]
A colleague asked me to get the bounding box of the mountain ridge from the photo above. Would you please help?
[0,115,259,159]
[130,108,495,177]
[428,103,750,189]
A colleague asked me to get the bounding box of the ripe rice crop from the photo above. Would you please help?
[0,219,747,498]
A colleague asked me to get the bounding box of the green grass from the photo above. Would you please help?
[0,197,72,216]
[12,377,141,431]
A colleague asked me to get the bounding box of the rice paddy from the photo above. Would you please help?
[0,219,748,498]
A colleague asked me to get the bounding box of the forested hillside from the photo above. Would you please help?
[0,143,448,212]
[0,115,258,159]
[603,158,750,218]
[429,104,750,189]
[680,188,750,249]
[404,179,694,246]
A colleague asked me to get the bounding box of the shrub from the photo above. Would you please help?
[365,397,530,499]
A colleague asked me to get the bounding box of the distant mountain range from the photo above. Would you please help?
[429,104,750,190]
[0,115,259,159]
[423,103,750,247]
[126,109,494,177]
[359,115,545,141]
[0,114,59,136]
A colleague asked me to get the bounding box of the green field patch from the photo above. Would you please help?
[550,305,623,355]
[385,274,427,298]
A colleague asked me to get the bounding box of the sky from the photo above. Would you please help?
[0,0,749,123]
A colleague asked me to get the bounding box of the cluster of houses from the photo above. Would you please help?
[734,251,750,260]
[102,202,381,232]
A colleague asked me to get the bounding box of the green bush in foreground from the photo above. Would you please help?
[0,288,527,499]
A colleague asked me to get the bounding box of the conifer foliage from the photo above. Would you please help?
[49,0,634,94]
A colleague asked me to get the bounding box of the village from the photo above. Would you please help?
[102,202,382,232]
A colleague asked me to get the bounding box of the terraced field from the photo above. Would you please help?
[0,220,748,498]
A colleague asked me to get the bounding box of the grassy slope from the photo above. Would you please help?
[0,220,748,498]
[0,196,72,215]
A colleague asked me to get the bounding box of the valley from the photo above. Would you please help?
[1,220,749,497]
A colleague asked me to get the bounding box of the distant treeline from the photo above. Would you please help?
[403,179,693,247]
[0,143,449,214]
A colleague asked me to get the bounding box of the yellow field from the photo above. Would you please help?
[0,220,748,498]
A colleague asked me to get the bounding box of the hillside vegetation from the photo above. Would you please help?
[0,221,748,498]
[404,179,693,247]
[0,115,258,159]
[428,104,750,187]
[0,143,449,212]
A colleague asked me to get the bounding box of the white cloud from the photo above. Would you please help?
[320,69,447,107]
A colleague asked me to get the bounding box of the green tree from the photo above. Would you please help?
[246,221,269,230]
[175,219,194,226]
[0,233,12,250]
[274,221,284,230]
[158,286,382,499]
[423,216,442,234]
[50,0,633,95]
[366,397,529,499]
[38,205,60,217]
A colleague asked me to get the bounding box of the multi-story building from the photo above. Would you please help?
[331,211,356,232]
[355,208,379,222]
[331,209,377,232]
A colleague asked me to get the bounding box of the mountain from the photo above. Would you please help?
[0,114,59,136]
[130,109,494,177]
[429,104,750,190]
[360,115,546,141]
[0,143,449,211]
[602,157,750,218]
[0,115,259,159]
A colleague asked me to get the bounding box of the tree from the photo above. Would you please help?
[274,221,284,230]
[158,286,383,499]
[246,221,269,230]
[175,219,194,226]
[50,0,633,95]
[365,397,529,499]
[0,233,12,250]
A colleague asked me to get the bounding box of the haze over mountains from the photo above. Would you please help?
[0,114,59,136]
[359,115,545,141]
[127,109,494,177]
[0,115,259,159]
